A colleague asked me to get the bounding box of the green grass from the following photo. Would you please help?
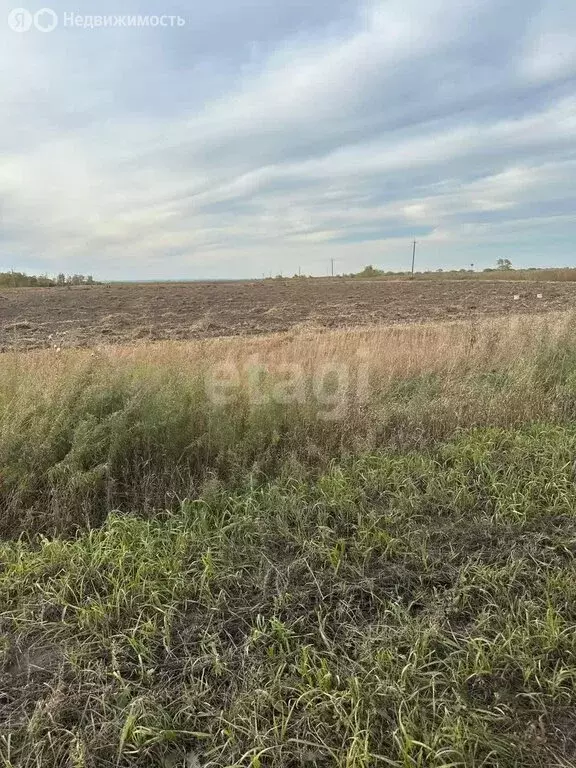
[2,425,576,766]
[3,317,576,765]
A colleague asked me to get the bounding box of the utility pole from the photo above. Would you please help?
[411,240,417,278]
[330,258,334,277]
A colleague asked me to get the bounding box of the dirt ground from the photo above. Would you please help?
[1,279,576,351]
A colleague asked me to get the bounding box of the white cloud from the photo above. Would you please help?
[0,0,575,277]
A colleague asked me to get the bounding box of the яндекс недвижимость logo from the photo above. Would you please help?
[8,7,58,31]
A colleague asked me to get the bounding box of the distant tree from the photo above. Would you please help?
[356,265,384,278]
[55,273,98,286]
[496,258,513,271]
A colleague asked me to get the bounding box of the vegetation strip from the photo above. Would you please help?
[2,425,576,766]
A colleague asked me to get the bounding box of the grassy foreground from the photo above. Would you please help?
[2,314,576,766]
[3,426,576,766]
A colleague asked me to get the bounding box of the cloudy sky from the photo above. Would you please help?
[1,0,575,279]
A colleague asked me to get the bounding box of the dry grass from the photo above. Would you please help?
[1,311,576,538]
[11,309,573,383]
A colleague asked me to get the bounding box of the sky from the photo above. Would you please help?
[1,0,575,280]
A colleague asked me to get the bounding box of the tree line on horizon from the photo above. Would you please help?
[0,271,96,288]
[349,258,515,278]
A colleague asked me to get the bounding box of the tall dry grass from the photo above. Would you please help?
[20,309,573,378]
[2,311,576,537]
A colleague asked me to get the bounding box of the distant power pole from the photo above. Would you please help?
[330,258,334,277]
[411,240,417,278]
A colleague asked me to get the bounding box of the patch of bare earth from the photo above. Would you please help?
[1,279,575,351]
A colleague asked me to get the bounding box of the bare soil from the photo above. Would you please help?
[1,279,575,351]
